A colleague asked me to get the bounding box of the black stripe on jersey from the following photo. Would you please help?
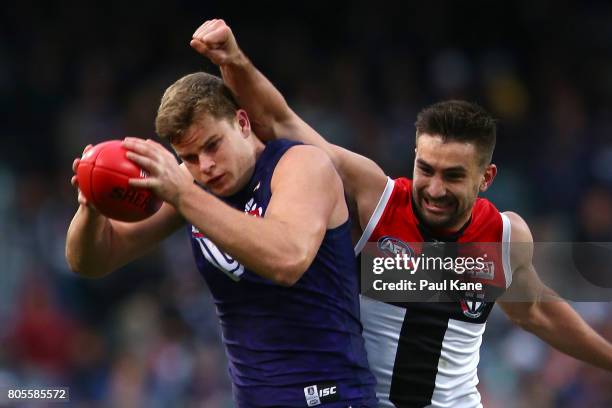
[388,206,466,406]
[388,302,453,408]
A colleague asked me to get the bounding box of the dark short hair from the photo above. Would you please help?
[155,72,239,143]
[415,100,497,166]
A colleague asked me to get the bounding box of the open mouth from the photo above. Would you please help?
[423,197,454,214]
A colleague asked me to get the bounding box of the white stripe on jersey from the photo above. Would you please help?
[359,296,404,408]
[429,318,484,408]
[501,212,512,288]
[354,177,395,255]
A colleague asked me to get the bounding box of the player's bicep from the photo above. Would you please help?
[498,262,542,303]
[109,202,185,268]
[333,146,388,230]
[270,112,335,155]
[265,146,341,255]
[497,260,560,331]
[498,211,544,318]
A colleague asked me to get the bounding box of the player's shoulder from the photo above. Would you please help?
[380,177,412,211]
[384,177,412,203]
[502,211,533,243]
[392,177,412,190]
[474,195,500,213]
[470,196,503,226]
[273,144,338,183]
[278,144,334,172]
[502,211,534,271]
[284,143,330,159]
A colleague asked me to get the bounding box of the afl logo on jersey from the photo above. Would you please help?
[377,236,414,257]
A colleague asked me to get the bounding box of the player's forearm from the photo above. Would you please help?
[219,52,355,173]
[522,297,612,371]
[176,185,319,285]
[220,53,292,140]
[219,58,362,189]
[65,206,115,278]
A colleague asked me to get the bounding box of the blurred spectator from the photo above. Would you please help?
[1,0,611,405]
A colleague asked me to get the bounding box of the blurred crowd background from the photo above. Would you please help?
[1,0,611,406]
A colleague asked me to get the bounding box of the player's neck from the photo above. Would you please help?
[441,212,472,235]
[232,136,265,196]
[252,133,265,159]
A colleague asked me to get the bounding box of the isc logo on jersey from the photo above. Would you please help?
[303,383,339,406]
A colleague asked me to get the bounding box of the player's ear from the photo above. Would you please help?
[236,109,251,138]
[480,163,497,192]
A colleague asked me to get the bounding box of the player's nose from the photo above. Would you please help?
[426,176,447,199]
[198,153,216,174]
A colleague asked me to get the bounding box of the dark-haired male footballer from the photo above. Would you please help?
[192,18,612,408]
[67,72,377,407]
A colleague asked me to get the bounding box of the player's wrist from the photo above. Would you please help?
[171,180,199,213]
[220,48,248,68]
[78,203,105,224]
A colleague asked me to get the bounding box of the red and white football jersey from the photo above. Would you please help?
[356,177,512,408]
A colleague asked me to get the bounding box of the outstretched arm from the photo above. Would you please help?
[190,19,388,232]
[498,211,612,371]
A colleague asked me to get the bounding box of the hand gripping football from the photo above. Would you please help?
[77,140,162,222]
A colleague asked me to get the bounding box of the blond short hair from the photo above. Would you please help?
[155,72,239,143]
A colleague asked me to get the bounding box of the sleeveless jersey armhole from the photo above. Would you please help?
[354,177,395,255]
[501,212,513,288]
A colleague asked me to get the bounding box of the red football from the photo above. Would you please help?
[76,140,162,222]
